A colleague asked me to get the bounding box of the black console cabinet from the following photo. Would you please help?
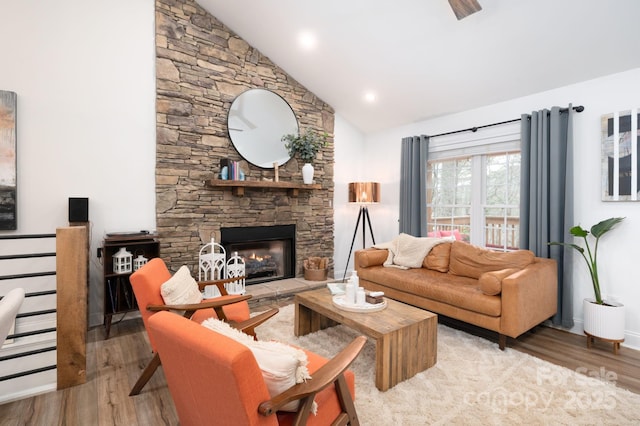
[102,233,159,338]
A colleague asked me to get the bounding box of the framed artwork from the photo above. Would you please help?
[601,108,640,201]
[0,90,17,229]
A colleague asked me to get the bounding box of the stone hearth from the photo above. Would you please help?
[246,277,333,310]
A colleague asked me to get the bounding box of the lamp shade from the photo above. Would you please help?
[348,182,380,203]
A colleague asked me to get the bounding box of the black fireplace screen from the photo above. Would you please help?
[221,225,295,285]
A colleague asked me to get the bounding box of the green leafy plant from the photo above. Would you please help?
[549,217,624,305]
[282,128,327,163]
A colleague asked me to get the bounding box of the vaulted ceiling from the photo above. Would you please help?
[198,0,640,134]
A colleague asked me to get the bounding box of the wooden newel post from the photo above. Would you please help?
[56,226,88,389]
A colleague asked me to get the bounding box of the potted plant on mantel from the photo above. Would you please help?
[282,128,327,184]
[550,217,625,348]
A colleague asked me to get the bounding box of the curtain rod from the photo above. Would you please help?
[428,105,584,139]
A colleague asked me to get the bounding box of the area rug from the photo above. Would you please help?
[255,304,640,425]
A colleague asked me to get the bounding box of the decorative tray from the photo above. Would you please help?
[332,294,387,313]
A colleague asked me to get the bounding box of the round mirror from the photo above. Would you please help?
[227,88,298,168]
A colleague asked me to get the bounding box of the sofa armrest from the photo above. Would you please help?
[500,257,558,338]
[354,248,387,271]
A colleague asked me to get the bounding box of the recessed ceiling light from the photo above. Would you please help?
[298,32,317,50]
[364,92,377,103]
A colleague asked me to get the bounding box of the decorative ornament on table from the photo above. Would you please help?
[346,271,359,305]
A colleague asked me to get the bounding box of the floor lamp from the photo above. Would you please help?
[343,182,380,282]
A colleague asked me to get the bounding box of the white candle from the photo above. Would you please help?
[346,283,356,305]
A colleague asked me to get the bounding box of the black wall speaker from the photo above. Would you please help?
[68,197,89,222]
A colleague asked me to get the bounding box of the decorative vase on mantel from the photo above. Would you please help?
[282,128,327,185]
[302,163,314,184]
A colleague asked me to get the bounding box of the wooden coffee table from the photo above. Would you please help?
[295,287,437,391]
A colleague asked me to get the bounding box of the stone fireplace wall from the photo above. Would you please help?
[155,0,335,277]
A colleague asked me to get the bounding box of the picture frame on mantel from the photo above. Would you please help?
[601,108,640,201]
[0,90,17,230]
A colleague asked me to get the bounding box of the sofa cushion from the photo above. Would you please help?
[423,242,452,272]
[478,268,520,296]
[356,248,388,268]
[358,266,501,317]
[448,241,535,279]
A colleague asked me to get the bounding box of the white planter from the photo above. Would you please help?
[583,298,625,341]
[302,163,314,184]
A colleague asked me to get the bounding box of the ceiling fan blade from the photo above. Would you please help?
[448,0,482,20]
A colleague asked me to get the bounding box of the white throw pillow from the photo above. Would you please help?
[201,317,313,412]
[201,316,255,344]
[160,265,203,305]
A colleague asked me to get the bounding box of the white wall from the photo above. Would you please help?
[333,114,366,279]
[363,68,640,349]
[0,0,156,327]
[333,115,403,278]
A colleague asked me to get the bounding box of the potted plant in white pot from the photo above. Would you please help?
[550,217,625,347]
[282,128,327,184]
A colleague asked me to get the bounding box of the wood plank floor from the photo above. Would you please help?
[1,305,638,425]
[439,315,640,394]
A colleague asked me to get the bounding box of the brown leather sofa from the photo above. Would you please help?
[355,240,557,349]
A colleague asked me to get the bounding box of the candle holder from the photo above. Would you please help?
[133,251,148,271]
[113,247,133,274]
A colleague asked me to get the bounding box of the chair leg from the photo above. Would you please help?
[129,352,161,396]
[335,374,359,426]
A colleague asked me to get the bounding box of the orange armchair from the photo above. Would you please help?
[149,310,365,426]
[129,258,278,396]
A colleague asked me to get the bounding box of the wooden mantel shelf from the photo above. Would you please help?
[206,179,321,197]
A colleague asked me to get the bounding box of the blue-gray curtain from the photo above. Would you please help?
[399,135,429,236]
[520,106,574,328]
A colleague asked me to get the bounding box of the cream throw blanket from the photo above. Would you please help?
[373,233,452,269]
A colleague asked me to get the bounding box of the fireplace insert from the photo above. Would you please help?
[221,224,295,285]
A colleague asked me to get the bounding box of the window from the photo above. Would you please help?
[426,123,521,250]
[427,157,472,241]
[482,152,520,250]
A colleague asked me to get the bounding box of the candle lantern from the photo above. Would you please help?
[225,251,246,295]
[113,247,133,274]
[133,252,148,271]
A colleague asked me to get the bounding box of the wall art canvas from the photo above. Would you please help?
[0,90,17,229]
[601,108,640,201]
